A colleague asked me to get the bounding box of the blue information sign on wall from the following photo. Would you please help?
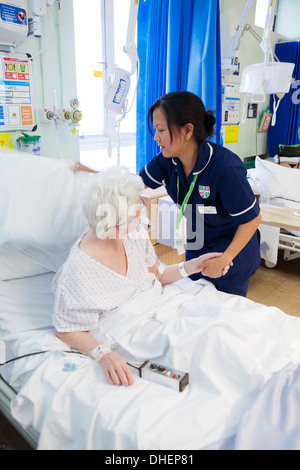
[0,3,27,25]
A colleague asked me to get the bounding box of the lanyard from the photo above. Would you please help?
[176,173,198,230]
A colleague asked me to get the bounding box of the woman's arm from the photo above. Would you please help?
[199,213,261,279]
[149,252,231,286]
[73,162,98,173]
[56,330,133,386]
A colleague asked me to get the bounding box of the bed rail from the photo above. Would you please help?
[0,377,39,449]
[279,233,300,261]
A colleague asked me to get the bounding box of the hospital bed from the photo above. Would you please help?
[1,152,300,451]
[248,156,300,268]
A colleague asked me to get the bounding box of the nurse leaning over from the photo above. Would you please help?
[139,91,261,296]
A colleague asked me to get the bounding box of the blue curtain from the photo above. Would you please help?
[268,42,300,157]
[136,0,222,172]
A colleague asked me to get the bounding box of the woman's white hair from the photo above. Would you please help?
[81,166,144,238]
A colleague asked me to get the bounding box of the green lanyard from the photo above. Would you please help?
[176,173,198,231]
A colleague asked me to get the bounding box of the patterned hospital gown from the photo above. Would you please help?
[52,228,157,333]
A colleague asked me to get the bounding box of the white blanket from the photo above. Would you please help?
[2,273,300,450]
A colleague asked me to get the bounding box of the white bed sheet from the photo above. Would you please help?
[1,272,300,450]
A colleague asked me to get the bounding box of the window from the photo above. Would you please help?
[255,0,270,28]
[73,0,137,170]
[254,0,277,30]
[274,0,300,38]
[73,0,104,136]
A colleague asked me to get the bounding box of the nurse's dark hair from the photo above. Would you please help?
[148,91,216,143]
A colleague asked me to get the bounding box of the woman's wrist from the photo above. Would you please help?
[90,344,112,361]
[178,261,190,277]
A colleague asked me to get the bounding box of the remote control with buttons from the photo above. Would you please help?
[130,360,189,392]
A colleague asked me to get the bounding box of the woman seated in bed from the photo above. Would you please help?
[52,167,231,387]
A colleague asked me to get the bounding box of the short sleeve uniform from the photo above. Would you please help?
[139,141,261,296]
[52,228,157,332]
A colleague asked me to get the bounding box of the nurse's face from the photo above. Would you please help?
[153,107,186,159]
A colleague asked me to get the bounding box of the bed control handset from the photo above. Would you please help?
[129,360,189,392]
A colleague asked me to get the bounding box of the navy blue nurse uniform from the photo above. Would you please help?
[139,141,261,297]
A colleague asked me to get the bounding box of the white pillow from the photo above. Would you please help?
[0,240,72,280]
[0,152,90,245]
[255,156,300,203]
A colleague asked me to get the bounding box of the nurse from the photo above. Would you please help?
[139,91,261,297]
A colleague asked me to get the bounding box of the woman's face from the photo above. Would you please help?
[152,107,186,159]
[115,198,145,239]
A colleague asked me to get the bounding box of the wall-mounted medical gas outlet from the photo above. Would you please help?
[70,98,79,109]
[62,99,82,125]
[39,99,82,126]
[39,108,56,122]
[63,109,82,124]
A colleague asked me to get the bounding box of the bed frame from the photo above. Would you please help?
[278,231,300,262]
[260,204,300,267]
[0,376,39,449]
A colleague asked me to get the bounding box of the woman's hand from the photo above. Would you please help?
[197,253,233,278]
[187,252,233,278]
[100,351,134,386]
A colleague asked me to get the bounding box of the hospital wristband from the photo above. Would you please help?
[157,263,165,277]
[90,344,112,361]
[178,262,189,278]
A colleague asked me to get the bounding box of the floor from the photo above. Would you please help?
[247,250,300,318]
[0,414,32,450]
[1,250,299,450]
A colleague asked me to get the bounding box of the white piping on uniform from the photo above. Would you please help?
[193,142,213,175]
[144,164,163,185]
[229,199,257,217]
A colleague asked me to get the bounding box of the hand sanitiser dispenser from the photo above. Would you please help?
[0,0,28,47]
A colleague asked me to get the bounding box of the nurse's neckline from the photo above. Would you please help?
[172,142,213,177]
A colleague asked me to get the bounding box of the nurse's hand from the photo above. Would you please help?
[187,252,230,277]
[100,351,134,386]
[198,253,233,278]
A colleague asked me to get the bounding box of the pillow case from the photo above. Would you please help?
[0,152,90,245]
[0,240,72,281]
[255,156,300,203]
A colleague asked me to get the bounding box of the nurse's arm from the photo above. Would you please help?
[200,212,261,279]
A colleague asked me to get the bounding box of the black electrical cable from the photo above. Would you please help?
[0,349,83,367]
[0,350,84,395]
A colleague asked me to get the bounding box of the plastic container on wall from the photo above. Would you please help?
[17,133,41,156]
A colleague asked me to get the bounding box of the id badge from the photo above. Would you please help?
[197,205,217,214]
[175,222,186,256]
[175,239,185,256]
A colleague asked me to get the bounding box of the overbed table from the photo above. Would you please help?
[260,204,300,232]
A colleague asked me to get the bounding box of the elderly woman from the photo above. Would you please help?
[52,167,229,387]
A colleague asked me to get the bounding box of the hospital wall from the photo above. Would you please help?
[220,0,286,160]
[6,0,79,161]
[4,1,295,164]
